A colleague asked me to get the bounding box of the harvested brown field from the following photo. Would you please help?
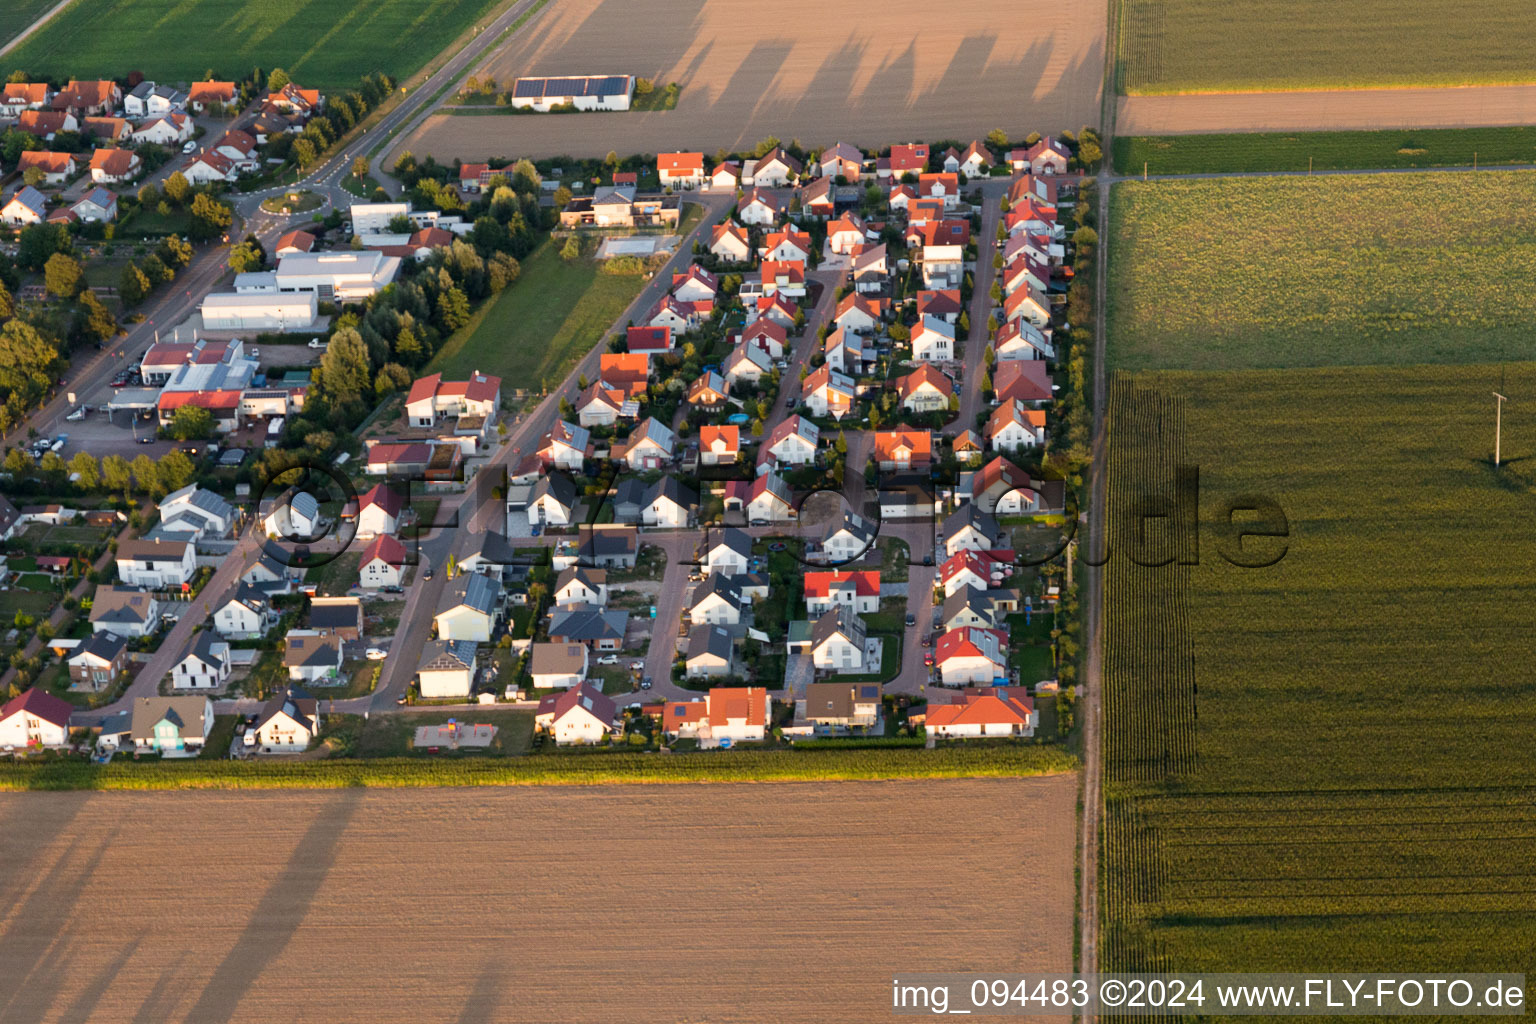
[0,777,1076,1023]
[1118,84,1536,135]
[393,0,1106,161]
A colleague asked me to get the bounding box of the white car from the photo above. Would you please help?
[595,654,620,665]
[182,140,197,154]
[365,647,388,660]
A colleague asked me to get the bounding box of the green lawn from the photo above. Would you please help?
[0,588,56,622]
[304,552,359,597]
[429,238,653,391]
[631,82,681,112]
[1115,127,1536,176]
[1,0,505,90]
[1108,172,1536,371]
[1103,364,1536,978]
[118,204,194,239]
[1117,0,1536,94]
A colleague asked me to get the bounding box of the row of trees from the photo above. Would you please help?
[0,445,197,500]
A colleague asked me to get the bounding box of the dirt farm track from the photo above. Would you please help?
[0,777,1075,1023]
[392,0,1106,162]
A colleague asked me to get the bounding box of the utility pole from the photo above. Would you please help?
[1493,391,1508,467]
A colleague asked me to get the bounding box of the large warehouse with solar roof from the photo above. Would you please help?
[509,75,635,112]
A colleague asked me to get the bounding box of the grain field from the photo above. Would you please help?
[0,777,1075,1023]
[393,0,1106,162]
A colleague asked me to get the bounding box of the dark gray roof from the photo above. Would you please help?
[645,475,697,510]
[710,527,752,558]
[943,504,1000,545]
[810,606,864,648]
[531,471,577,511]
[70,632,127,664]
[184,631,227,670]
[612,477,648,510]
[548,607,627,642]
[255,686,318,731]
[825,511,877,547]
[689,573,745,610]
[418,639,477,672]
[463,529,518,565]
[309,599,361,632]
[578,527,637,558]
[439,572,500,617]
[687,624,734,662]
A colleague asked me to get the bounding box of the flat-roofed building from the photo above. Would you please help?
[200,292,317,332]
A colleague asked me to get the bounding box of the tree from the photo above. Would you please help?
[160,234,193,268]
[119,262,150,305]
[1073,225,1098,249]
[78,291,117,344]
[835,430,848,454]
[351,155,370,179]
[228,241,264,274]
[374,362,412,396]
[17,223,69,270]
[553,185,572,207]
[189,193,232,241]
[102,454,131,493]
[268,67,291,92]
[1077,138,1102,168]
[0,279,10,319]
[137,182,160,206]
[22,166,44,188]
[168,404,214,440]
[986,128,1009,151]
[488,252,520,292]
[0,319,61,403]
[140,253,171,286]
[435,286,470,333]
[130,454,159,494]
[318,326,372,404]
[156,449,195,493]
[560,235,581,260]
[162,171,190,204]
[68,451,99,490]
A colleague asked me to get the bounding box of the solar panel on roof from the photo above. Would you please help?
[512,79,544,98]
[595,76,629,96]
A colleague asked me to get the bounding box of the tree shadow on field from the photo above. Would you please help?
[0,814,112,1024]
[179,789,364,1023]
[455,958,510,1024]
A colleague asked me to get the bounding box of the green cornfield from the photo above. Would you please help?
[1117,0,1536,94]
[1103,364,1536,983]
[0,744,1077,791]
[1108,172,1536,372]
[1113,128,1536,177]
[1,0,504,90]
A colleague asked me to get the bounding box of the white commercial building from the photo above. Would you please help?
[509,75,633,111]
[236,251,401,301]
[200,292,318,332]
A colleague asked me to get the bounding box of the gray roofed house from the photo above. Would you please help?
[577,526,638,568]
[308,597,363,639]
[685,625,734,678]
[458,529,520,577]
[159,484,236,538]
[433,572,502,642]
[547,607,628,650]
[129,696,213,753]
[642,476,697,527]
[941,587,1001,630]
[283,633,343,682]
[88,585,161,636]
[942,504,1002,551]
[252,686,321,751]
[418,639,478,673]
[611,477,649,523]
[439,572,500,617]
[95,708,133,748]
[688,572,749,625]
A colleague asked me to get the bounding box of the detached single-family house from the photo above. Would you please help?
[686,370,729,411]
[188,81,237,111]
[416,640,478,698]
[686,625,736,679]
[818,141,865,181]
[88,586,162,637]
[0,688,74,748]
[764,415,819,467]
[823,327,872,376]
[355,483,405,539]
[1,83,52,116]
[539,420,591,472]
[699,425,741,466]
[88,148,141,185]
[252,687,321,752]
[986,399,1047,452]
[643,477,696,529]
[657,151,705,188]
[435,573,501,642]
[747,473,795,524]
[994,319,1054,362]
[948,141,993,177]
[576,383,628,428]
[405,371,502,428]
[911,315,956,362]
[827,212,870,255]
[184,150,239,185]
[214,583,277,639]
[943,505,1003,557]
[308,597,363,642]
[67,633,129,691]
[612,417,675,471]
[897,364,955,413]
[927,686,1037,738]
[535,684,617,745]
[709,161,742,191]
[547,607,628,651]
[132,112,194,146]
[704,528,753,576]
[1,185,48,226]
[762,229,813,263]
[803,365,856,420]
[833,292,881,335]
[751,146,802,186]
[283,633,344,684]
[116,539,196,588]
[663,686,770,743]
[130,696,213,755]
[818,512,878,564]
[526,642,585,691]
[940,549,1013,596]
[741,318,788,361]
[554,565,608,609]
[359,534,409,589]
[528,472,577,528]
[737,188,785,226]
[804,570,880,615]
[709,222,752,262]
[790,681,883,735]
[672,264,719,303]
[19,151,76,184]
[688,574,750,627]
[809,607,867,673]
[576,526,639,569]
[172,633,231,690]
[1023,136,1072,175]
[873,429,933,472]
[936,627,1009,685]
[850,243,889,294]
[992,359,1055,407]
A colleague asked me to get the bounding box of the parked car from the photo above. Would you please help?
[423,568,434,580]
[596,654,620,665]
[182,140,197,153]
[630,660,644,671]
[905,613,916,627]
[639,677,653,690]
[365,648,387,660]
